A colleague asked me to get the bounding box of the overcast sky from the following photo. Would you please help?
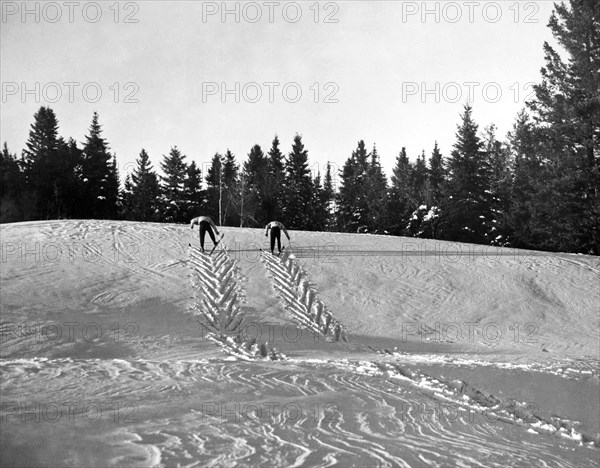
[2,1,556,183]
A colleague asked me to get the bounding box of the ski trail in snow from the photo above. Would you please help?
[260,249,348,342]
[188,245,285,360]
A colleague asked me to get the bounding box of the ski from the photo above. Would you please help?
[260,246,285,257]
[209,233,225,255]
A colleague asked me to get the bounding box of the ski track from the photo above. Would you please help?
[1,356,598,468]
[261,249,348,342]
[187,243,285,361]
[1,221,598,467]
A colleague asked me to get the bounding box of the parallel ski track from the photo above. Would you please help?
[188,245,284,360]
[260,249,348,342]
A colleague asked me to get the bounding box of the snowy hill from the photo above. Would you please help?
[1,220,598,467]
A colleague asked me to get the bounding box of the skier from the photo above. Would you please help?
[265,221,290,254]
[190,216,220,253]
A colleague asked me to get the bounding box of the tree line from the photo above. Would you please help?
[1,0,598,254]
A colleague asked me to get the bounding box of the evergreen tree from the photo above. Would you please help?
[159,146,188,222]
[128,149,160,221]
[504,110,542,248]
[107,154,120,217]
[323,161,337,230]
[310,170,328,231]
[21,106,60,219]
[336,151,358,232]
[428,141,445,206]
[0,142,24,222]
[205,153,223,223]
[405,150,430,237]
[266,135,285,220]
[222,149,240,226]
[527,0,600,253]
[366,145,388,232]
[337,140,370,232]
[121,174,135,219]
[482,124,511,245]
[242,144,268,225]
[81,112,118,219]
[62,137,85,218]
[411,150,428,207]
[283,134,313,229]
[441,104,492,243]
[387,147,413,235]
[183,161,203,220]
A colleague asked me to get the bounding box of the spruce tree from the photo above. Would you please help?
[130,149,160,221]
[159,146,188,222]
[337,140,370,232]
[121,174,135,219]
[183,161,203,220]
[441,104,492,244]
[428,141,445,206]
[283,134,313,229]
[411,150,428,207]
[387,147,413,235]
[21,106,60,219]
[242,144,268,224]
[310,170,328,231]
[266,135,285,220]
[81,112,118,219]
[482,124,510,245]
[527,0,600,253]
[205,153,223,223]
[0,143,24,222]
[366,145,388,232]
[323,161,337,230]
[222,149,240,226]
[504,110,542,248]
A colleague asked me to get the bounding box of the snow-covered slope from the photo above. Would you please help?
[1,220,598,467]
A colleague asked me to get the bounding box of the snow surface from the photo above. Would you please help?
[1,220,599,467]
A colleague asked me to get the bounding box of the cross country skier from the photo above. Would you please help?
[265,221,290,254]
[190,216,220,253]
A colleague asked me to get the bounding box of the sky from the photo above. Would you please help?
[1,1,557,185]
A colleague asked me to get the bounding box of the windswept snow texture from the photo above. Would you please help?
[1,220,599,467]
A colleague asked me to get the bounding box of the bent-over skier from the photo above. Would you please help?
[265,221,290,254]
[190,216,220,252]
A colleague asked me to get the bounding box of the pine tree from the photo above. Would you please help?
[205,153,223,223]
[266,135,285,221]
[183,161,203,220]
[107,154,120,217]
[482,124,510,245]
[129,149,160,221]
[121,174,135,219]
[81,112,118,219]
[242,144,268,225]
[310,170,328,231]
[504,110,542,248]
[62,137,85,218]
[526,0,600,253]
[0,142,24,222]
[222,149,240,226]
[159,146,188,222]
[387,147,413,235]
[366,145,388,232]
[283,134,313,229]
[405,150,430,237]
[337,140,370,232]
[21,106,60,219]
[411,150,428,207]
[428,141,445,206]
[441,104,492,243]
[323,161,337,230]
